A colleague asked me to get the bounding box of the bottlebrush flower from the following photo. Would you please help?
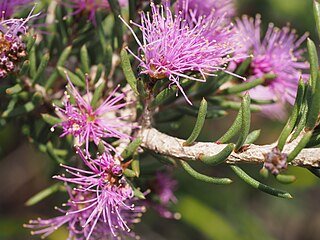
[176,0,235,20]
[0,6,38,78]
[121,0,245,104]
[62,0,128,25]
[51,74,134,154]
[0,0,34,19]
[234,15,309,119]
[25,149,145,239]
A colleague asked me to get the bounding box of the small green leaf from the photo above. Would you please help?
[131,156,140,177]
[180,160,232,185]
[80,45,90,74]
[137,78,148,98]
[219,74,275,95]
[259,167,269,178]
[313,0,320,39]
[94,64,104,84]
[91,82,105,109]
[41,114,62,126]
[244,130,261,144]
[121,138,142,159]
[25,183,62,206]
[120,48,138,95]
[57,45,72,67]
[124,168,136,177]
[20,60,30,75]
[184,98,207,146]
[287,131,313,162]
[32,53,50,85]
[75,68,86,82]
[6,84,22,95]
[2,102,35,118]
[108,0,123,48]
[275,174,296,184]
[217,108,242,143]
[230,165,292,199]
[29,45,36,78]
[235,93,251,151]
[307,38,318,93]
[199,143,234,166]
[278,78,305,151]
[57,66,86,88]
[26,32,36,52]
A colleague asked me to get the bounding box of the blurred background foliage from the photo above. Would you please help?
[0,0,319,239]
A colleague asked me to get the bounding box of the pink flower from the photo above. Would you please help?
[121,0,245,104]
[25,149,145,239]
[52,74,134,154]
[234,15,309,119]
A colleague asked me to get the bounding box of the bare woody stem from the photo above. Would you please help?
[138,127,320,168]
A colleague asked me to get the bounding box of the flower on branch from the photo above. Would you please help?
[121,0,246,104]
[0,5,38,79]
[234,15,309,119]
[25,149,145,239]
[52,74,135,155]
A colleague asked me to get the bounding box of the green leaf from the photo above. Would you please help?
[235,93,251,150]
[244,130,261,144]
[121,138,142,159]
[20,60,30,75]
[199,143,234,166]
[41,114,62,126]
[57,66,86,88]
[287,131,313,162]
[25,183,62,206]
[46,141,65,164]
[219,74,275,95]
[275,174,296,184]
[131,155,140,177]
[230,165,292,199]
[108,0,123,48]
[26,32,36,52]
[180,160,232,185]
[217,108,242,143]
[307,38,318,93]
[29,45,36,78]
[6,84,22,95]
[313,0,320,39]
[184,98,207,146]
[120,48,138,95]
[2,102,35,118]
[93,64,104,84]
[277,78,305,151]
[57,45,72,67]
[91,82,105,109]
[80,45,90,74]
[124,168,136,177]
[32,53,50,85]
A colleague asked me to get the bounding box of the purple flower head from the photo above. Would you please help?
[0,0,35,19]
[234,15,309,119]
[146,171,180,219]
[176,0,236,20]
[25,184,145,239]
[52,74,134,155]
[25,149,146,239]
[62,0,128,25]
[0,6,39,78]
[121,0,246,104]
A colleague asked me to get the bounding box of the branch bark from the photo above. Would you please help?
[139,127,320,168]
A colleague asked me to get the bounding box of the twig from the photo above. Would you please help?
[138,127,320,167]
